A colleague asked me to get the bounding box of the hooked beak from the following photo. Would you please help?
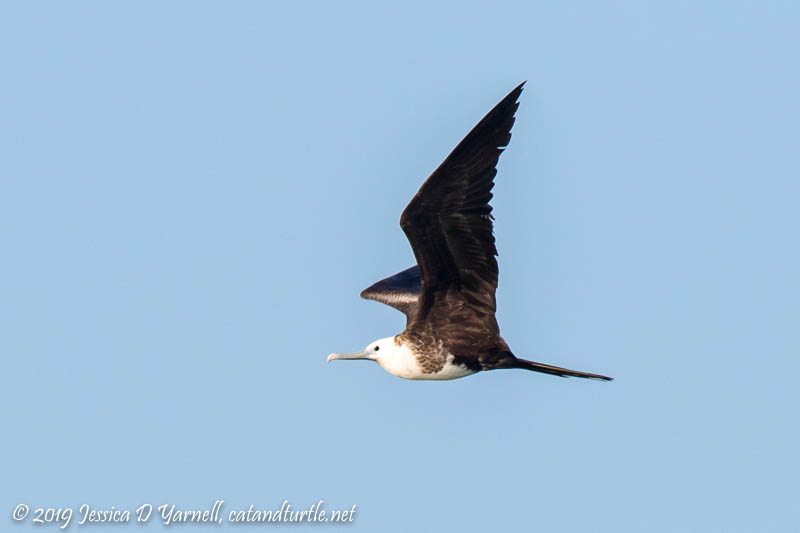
[327,350,370,363]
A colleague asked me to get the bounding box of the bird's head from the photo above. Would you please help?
[327,336,397,365]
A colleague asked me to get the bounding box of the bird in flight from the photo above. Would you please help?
[328,83,612,382]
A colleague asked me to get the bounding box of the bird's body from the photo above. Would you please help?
[367,336,477,381]
[328,83,612,382]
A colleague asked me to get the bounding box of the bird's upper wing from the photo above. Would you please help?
[399,83,523,332]
[360,265,421,320]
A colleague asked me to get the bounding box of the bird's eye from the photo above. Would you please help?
[374,346,380,351]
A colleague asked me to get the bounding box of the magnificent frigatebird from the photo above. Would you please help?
[328,82,612,382]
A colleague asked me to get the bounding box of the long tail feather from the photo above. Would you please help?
[511,358,613,381]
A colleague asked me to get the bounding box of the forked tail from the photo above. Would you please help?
[511,357,613,381]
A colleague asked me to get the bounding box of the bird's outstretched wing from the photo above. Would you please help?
[360,265,421,320]
[399,82,523,332]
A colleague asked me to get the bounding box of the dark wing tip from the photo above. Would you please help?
[359,266,422,317]
[464,81,525,152]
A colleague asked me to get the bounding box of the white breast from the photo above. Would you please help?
[377,342,476,381]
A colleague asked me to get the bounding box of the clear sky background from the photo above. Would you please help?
[2,2,799,532]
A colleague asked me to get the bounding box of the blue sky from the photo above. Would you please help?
[2,2,799,532]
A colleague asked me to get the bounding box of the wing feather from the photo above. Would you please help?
[399,83,524,332]
[360,266,421,320]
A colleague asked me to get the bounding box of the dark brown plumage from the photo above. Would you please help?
[361,83,612,381]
